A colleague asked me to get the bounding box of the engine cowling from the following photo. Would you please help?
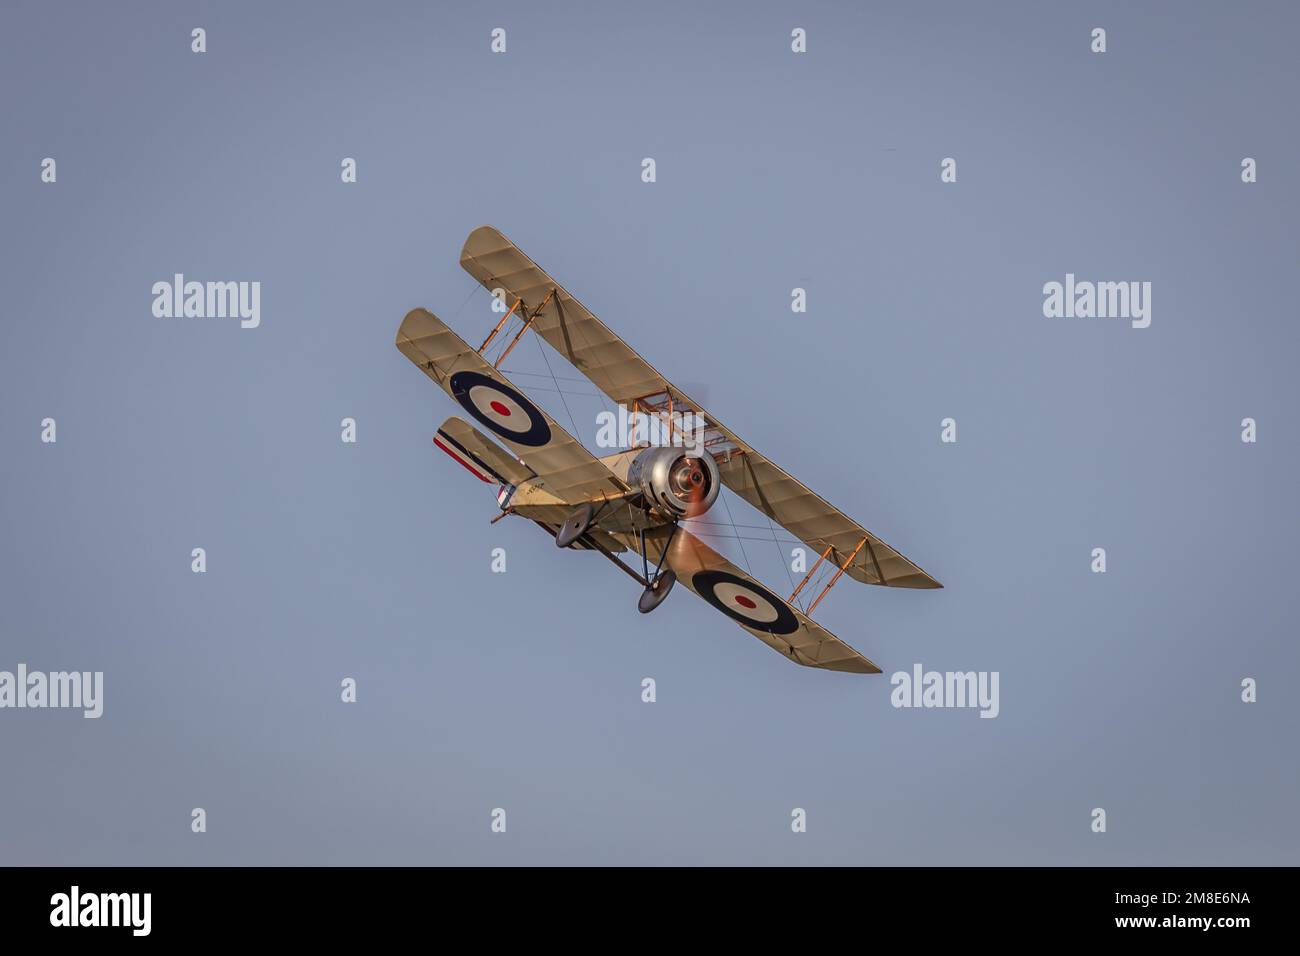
[627,446,720,519]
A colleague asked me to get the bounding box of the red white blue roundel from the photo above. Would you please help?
[449,371,551,447]
[693,570,799,635]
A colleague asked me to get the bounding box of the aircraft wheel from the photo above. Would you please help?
[555,503,595,549]
[637,569,677,614]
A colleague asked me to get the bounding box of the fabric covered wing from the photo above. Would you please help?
[634,526,880,674]
[458,225,940,589]
[715,453,939,589]
[461,226,664,402]
[396,308,629,503]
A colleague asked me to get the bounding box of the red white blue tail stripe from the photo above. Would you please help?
[433,428,508,484]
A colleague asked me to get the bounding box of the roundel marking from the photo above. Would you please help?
[693,570,800,635]
[449,371,551,447]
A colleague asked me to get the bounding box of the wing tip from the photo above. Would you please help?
[815,657,882,675]
[792,646,882,675]
[460,224,508,264]
[888,573,943,590]
[396,306,441,346]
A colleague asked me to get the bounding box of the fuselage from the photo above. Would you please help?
[505,445,718,541]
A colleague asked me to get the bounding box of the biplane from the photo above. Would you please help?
[396,226,941,674]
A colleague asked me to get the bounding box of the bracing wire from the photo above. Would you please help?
[718,489,754,575]
[534,327,584,443]
[766,513,801,607]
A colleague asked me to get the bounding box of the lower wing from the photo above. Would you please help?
[640,526,880,674]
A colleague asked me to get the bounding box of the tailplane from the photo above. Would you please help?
[434,416,534,499]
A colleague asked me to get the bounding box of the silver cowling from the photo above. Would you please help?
[627,446,720,519]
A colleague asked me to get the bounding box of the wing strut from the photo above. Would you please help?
[637,522,677,585]
[789,544,833,604]
[477,295,522,354]
[807,538,867,615]
[494,289,555,369]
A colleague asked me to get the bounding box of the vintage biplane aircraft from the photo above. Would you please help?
[396,226,941,674]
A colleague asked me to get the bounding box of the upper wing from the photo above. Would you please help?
[714,454,938,589]
[396,308,629,503]
[639,526,880,673]
[459,225,941,589]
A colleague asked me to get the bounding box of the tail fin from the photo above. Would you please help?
[434,416,534,489]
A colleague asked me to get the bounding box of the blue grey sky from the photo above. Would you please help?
[1,0,1297,865]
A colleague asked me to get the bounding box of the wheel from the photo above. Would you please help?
[554,503,595,549]
[637,569,677,614]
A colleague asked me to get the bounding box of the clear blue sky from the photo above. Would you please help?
[1,0,1296,864]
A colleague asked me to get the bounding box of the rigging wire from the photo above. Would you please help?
[680,526,803,547]
[499,367,597,384]
[491,382,606,400]
[451,282,482,322]
[765,512,801,608]
[534,325,584,442]
[718,488,753,574]
[551,295,619,425]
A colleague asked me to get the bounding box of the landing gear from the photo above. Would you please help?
[553,503,680,614]
[555,503,594,549]
[634,523,678,614]
[638,569,677,614]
